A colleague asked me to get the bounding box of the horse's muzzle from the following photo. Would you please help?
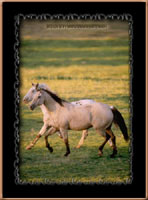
[23,98,28,104]
[23,100,28,104]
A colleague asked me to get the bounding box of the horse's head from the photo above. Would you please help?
[23,83,39,104]
[29,90,45,110]
[23,83,51,104]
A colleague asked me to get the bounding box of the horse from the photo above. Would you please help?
[23,83,128,153]
[23,83,99,150]
[29,86,129,157]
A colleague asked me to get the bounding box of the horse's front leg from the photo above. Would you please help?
[44,127,58,153]
[60,128,70,157]
[76,130,88,148]
[26,124,48,150]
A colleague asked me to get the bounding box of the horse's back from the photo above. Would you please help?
[72,99,95,106]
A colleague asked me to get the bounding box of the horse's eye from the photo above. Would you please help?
[38,95,41,99]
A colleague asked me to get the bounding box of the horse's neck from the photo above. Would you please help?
[44,93,61,114]
[40,105,49,115]
[42,92,71,116]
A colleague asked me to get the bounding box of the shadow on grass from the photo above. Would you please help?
[34,75,128,82]
[21,39,129,48]
[21,58,128,68]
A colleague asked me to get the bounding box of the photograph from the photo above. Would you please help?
[19,17,131,184]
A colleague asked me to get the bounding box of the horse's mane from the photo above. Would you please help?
[38,83,51,92]
[41,88,67,107]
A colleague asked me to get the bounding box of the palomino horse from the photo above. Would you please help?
[23,83,113,149]
[29,86,129,157]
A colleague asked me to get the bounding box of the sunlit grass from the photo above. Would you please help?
[22,46,128,52]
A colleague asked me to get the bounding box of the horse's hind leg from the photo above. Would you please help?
[44,127,57,153]
[106,127,117,158]
[76,130,88,148]
[96,130,111,156]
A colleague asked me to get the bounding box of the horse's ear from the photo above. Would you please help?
[36,83,39,91]
[32,83,35,86]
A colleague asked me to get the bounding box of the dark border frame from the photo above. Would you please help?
[3,2,146,198]
[14,13,133,185]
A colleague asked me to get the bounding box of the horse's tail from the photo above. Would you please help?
[110,106,129,141]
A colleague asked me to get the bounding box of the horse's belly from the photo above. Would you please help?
[69,119,92,130]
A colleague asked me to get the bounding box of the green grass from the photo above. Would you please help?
[20,39,129,68]
[19,22,131,184]
[21,38,129,48]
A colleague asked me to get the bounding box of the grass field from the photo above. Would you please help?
[19,20,131,184]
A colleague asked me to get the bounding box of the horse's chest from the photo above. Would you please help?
[43,113,56,127]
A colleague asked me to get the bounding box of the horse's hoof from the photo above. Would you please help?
[98,150,103,157]
[26,145,32,150]
[48,147,53,153]
[110,149,117,158]
[76,145,80,149]
[64,152,70,157]
[114,149,117,155]
[110,154,115,158]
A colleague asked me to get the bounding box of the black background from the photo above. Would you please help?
[3,2,146,198]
